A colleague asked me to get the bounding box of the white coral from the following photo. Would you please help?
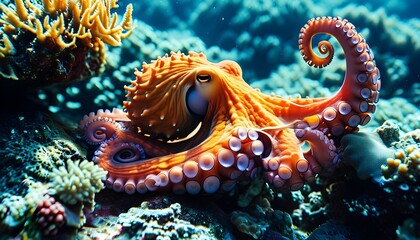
[49,160,107,205]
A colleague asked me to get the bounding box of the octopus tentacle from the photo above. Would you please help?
[272,16,380,137]
[294,128,338,172]
[79,108,130,145]
[95,125,272,194]
[260,128,307,190]
[231,127,271,159]
[262,127,338,190]
[94,130,175,194]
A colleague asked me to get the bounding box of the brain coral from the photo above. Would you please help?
[0,0,133,83]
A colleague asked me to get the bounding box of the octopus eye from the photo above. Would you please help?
[196,74,211,83]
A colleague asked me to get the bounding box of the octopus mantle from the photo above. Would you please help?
[79,17,381,195]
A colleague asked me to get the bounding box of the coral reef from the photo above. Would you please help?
[371,98,420,133]
[229,176,306,239]
[0,181,50,238]
[0,0,133,84]
[375,120,401,147]
[292,191,327,230]
[76,193,235,239]
[230,211,267,239]
[0,112,67,195]
[0,195,28,234]
[0,112,106,238]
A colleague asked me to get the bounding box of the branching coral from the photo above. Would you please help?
[0,0,133,83]
[48,159,107,206]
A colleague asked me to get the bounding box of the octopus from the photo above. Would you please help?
[79,17,381,195]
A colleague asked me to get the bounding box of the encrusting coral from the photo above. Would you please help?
[0,0,133,83]
[117,201,215,239]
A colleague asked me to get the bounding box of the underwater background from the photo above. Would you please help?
[0,0,419,239]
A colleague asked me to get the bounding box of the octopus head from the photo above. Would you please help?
[192,59,243,101]
[124,51,242,141]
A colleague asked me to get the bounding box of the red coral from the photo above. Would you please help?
[35,195,67,236]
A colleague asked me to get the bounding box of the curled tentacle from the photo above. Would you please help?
[94,133,147,193]
[94,126,273,195]
[79,108,129,145]
[299,38,334,68]
[297,16,381,137]
[93,136,147,166]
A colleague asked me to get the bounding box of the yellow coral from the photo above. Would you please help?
[381,144,420,182]
[0,0,133,48]
[0,0,133,82]
[0,33,15,58]
[0,0,133,56]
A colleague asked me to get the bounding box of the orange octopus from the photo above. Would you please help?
[79,17,381,194]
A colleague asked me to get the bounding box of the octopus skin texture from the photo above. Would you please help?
[79,16,381,195]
